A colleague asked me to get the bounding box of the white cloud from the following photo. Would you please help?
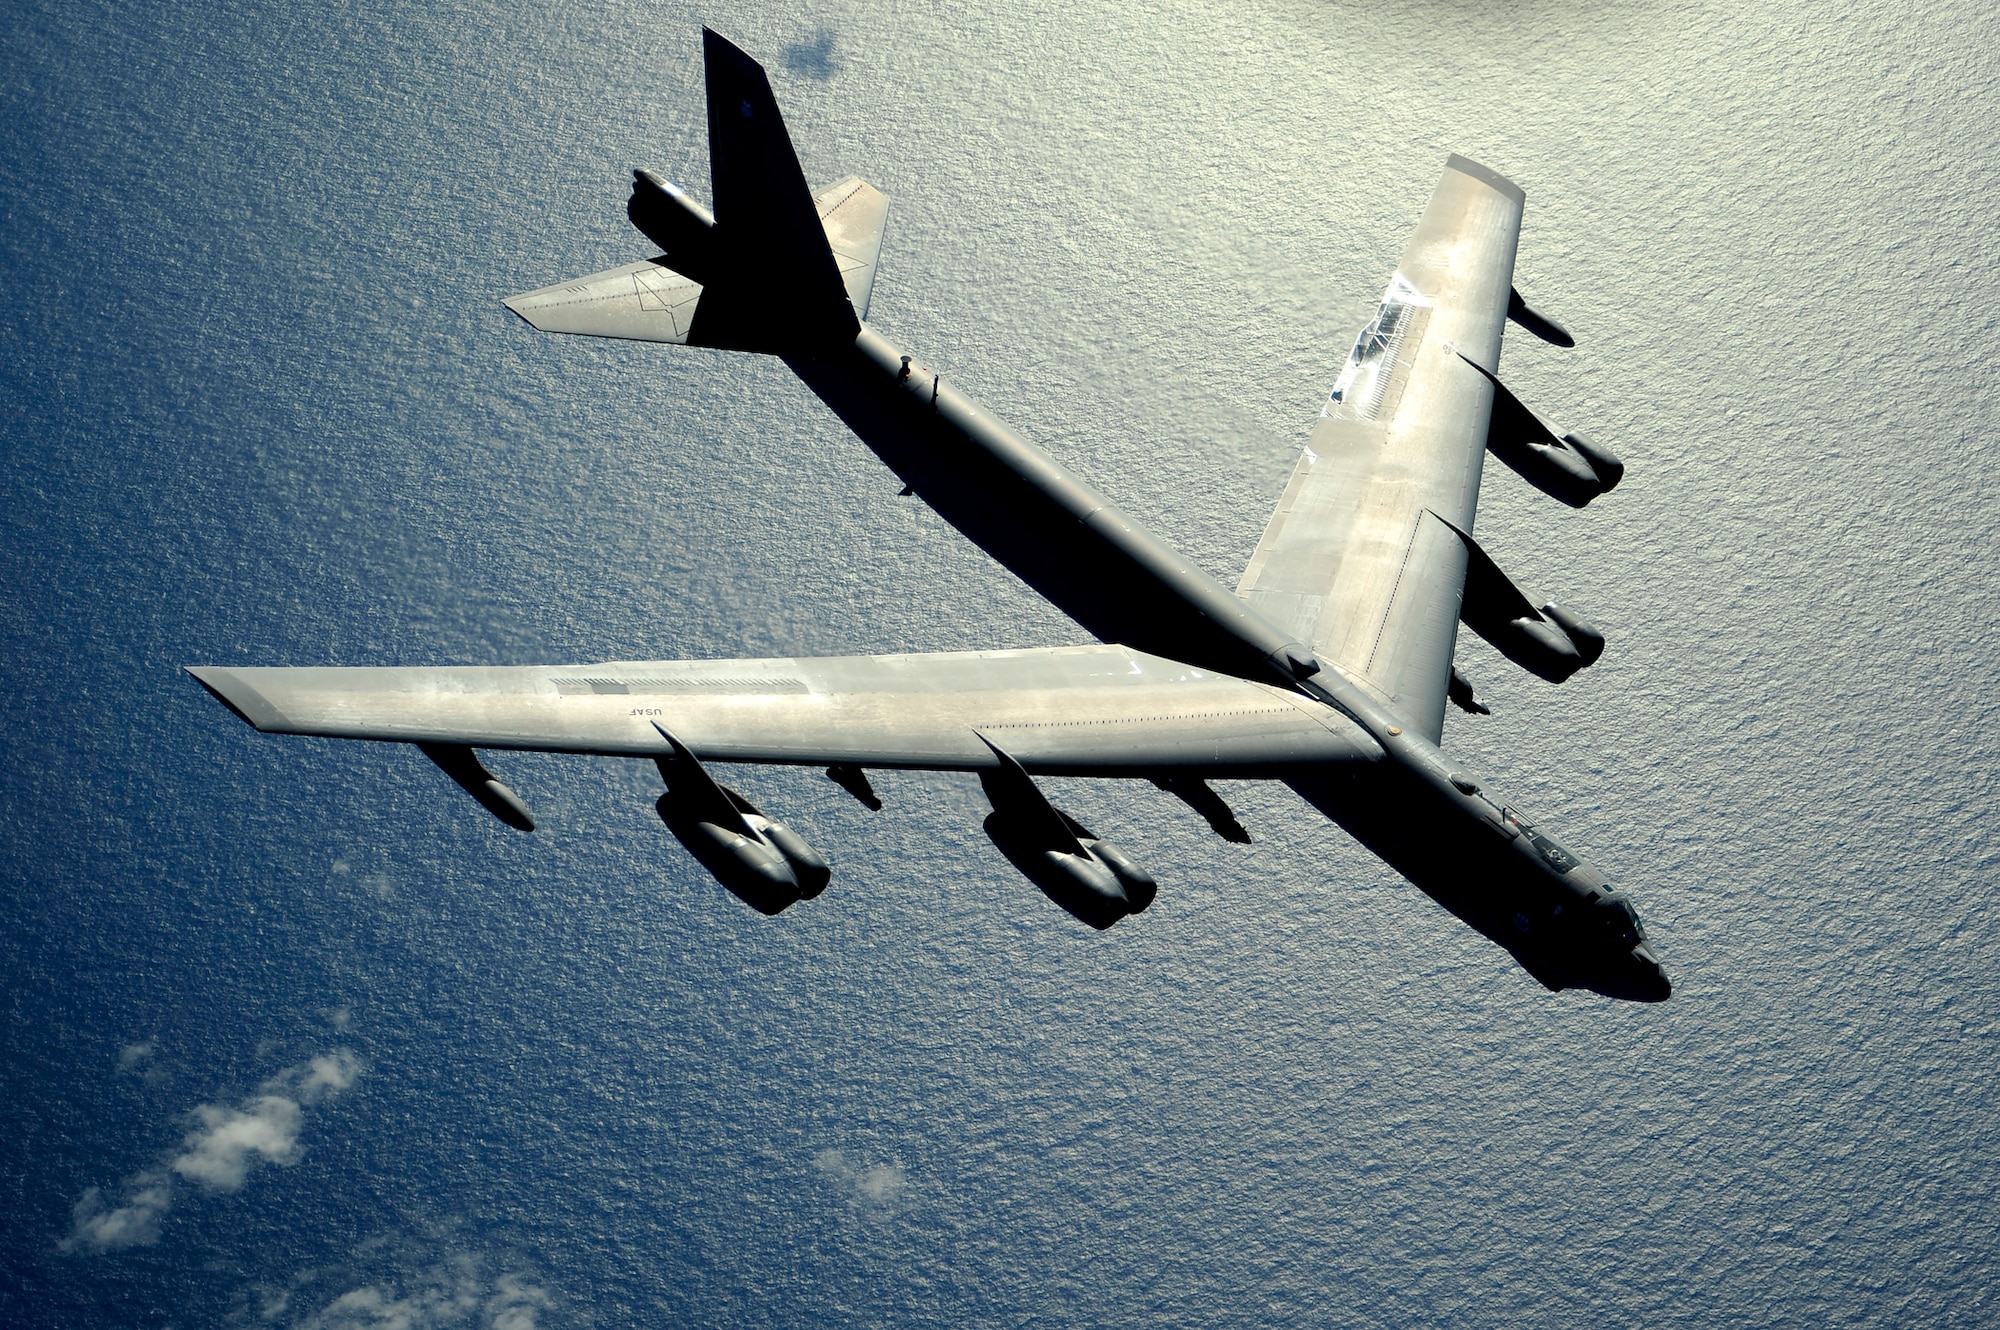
[117,1041,157,1073]
[171,1094,305,1189]
[297,1283,462,1330]
[813,1148,908,1205]
[290,1050,364,1105]
[283,1262,550,1330]
[62,1048,364,1254]
[65,1171,173,1252]
[485,1275,552,1330]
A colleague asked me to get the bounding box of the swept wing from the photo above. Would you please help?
[188,646,1379,774]
[1238,157,1522,742]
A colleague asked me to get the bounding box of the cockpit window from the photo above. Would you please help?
[1596,893,1645,946]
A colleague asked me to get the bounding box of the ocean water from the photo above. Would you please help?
[4,0,1998,1324]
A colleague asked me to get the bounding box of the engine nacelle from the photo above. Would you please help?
[649,722,830,914]
[1507,286,1577,349]
[1540,601,1605,669]
[1478,613,1586,684]
[1561,431,1624,492]
[417,742,536,832]
[1086,837,1158,913]
[983,811,1133,930]
[975,735,1158,928]
[1441,516,1606,684]
[721,785,831,899]
[656,792,801,916]
[1456,352,1623,508]
[1489,431,1605,509]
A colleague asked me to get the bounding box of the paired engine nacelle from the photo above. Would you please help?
[646,725,1156,929]
[1456,352,1624,509]
[1432,289,1622,695]
[1441,516,1607,685]
[652,723,829,915]
[976,736,1157,929]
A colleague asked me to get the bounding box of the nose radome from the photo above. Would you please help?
[1588,949,1670,1003]
[1629,951,1672,1003]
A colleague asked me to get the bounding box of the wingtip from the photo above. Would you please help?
[185,665,287,731]
[1444,153,1527,206]
[500,295,532,323]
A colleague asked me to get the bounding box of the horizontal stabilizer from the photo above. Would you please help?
[504,258,704,343]
[815,176,889,321]
[502,176,888,345]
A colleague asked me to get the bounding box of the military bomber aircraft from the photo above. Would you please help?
[189,30,1669,1002]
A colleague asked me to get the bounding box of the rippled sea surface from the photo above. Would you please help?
[5,1,1998,1324]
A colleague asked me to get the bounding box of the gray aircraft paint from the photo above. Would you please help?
[190,30,1667,1004]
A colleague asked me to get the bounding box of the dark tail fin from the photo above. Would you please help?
[683,28,861,352]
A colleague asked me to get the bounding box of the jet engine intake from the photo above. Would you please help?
[1060,812,1158,914]
[718,783,831,898]
[1540,602,1605,669]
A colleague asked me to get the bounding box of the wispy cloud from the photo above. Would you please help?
[266,1255,551,1329]
[813,1148,908,1204]
[62,1049,364,1254]
[116,1039,171,1086]
[65,1171,173,1251]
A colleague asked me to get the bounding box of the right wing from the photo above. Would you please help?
[501,175,889,343]
[1237,156,1524,742]
[187,645,1378,776]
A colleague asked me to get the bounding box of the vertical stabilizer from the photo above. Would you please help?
[688,28,861,351]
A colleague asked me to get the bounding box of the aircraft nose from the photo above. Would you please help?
[1625,947,1671,1003]
[1586,946,1670,1003]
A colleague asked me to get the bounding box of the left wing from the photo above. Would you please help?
[1237,156,1523,741]
[187,645,1379,776]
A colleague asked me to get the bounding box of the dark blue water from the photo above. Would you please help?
[5,1,1998,1325]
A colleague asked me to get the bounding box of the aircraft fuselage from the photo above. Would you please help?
[1290,725,1670,1002]
[785,328,1322,692]
[782,325,1668,1002]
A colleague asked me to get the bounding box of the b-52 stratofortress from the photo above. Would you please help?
[189,30,1669,1002]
